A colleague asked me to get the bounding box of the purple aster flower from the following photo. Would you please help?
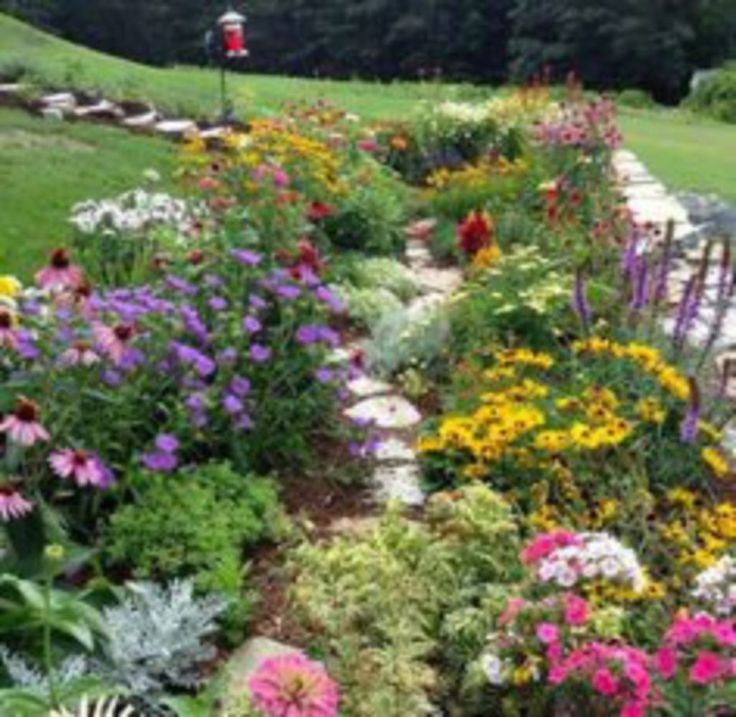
[250,344,272,363]
[185,393,206,411]
[223,394,244,415]
[315,367,333,384]
[235,413,253,431]
[165,275,198,295]
[317,326,340,348]
[231,249,263,266]
[217,347,238,365]
[230,376,251,396]
[141,451,177,473]
[242,315,262,334]
[194,354,216,377]
[249,295,267,310]
[155,434,179,453]
[204,274,224,288]
[296,325,320,345]
[181,304,208,343]
[275,284,301,300]
[101,368,122,387]
[315,286,346,313]
[208,296,228,311]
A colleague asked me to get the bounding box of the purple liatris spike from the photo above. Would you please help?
[653,220,675,302]
[620,226,640,278]
[679,378,700,443]
[673,276,700,347]
[629,259,649,312]
[716,238,733,305]
[571,268,591,330]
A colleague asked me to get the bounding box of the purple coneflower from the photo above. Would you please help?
[0,397,50,447]
[49,449,113,488]
[0,486,33,522]
[35,249,84,291]
[94,323,136,366]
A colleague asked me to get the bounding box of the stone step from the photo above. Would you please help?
[154,119,198,138]
[122,111,159,128]
[41,92,77,109]
[372,463,425,506]
[344,395,421,430]
[74,99,124,119]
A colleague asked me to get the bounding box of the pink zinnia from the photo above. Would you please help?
[248,653,339,717]
[35,249,84,291]
[0,397,50,446]
[564,594,589,626]
[93,323,135,365]
[591,668,619,696]
[654,647,678,680]
[536,622,560,645]
[521,530,578,564]
[49,448,111,488]
[0,485,33,522]
[689,650,724,685]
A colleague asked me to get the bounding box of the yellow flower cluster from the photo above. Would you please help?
[471,245,502,271]
[426,156,528,191]
[0,275,22,298]
[572,337,690,401]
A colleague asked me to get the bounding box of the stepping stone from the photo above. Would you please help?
[222,637,300,705]
[122,111,159,128]
[415,266,463,295]
[41,92,76,108]
[345,395,421,429]
[628,197,689,224]
[405,218,436,240]
[200,126,229,140]
[0,83,25,95]
[74,99,123,119]
[373,463,425,506]
[347,375,393,398]
[154,119,198,138]
[375,437,416,462]
[40,107,64,121]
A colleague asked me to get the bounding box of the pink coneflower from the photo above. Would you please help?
[59,340,101,367]
[0,397,50,446]
[248,653,339,717]
[35,249,84,291]
[49,448,112,488]
[93,323,135,365]
[0,308,18,350]
[0,485,33,522]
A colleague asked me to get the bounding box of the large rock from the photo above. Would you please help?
[372,463,425,506]
[347,375,393,398]
[345,395,422,429]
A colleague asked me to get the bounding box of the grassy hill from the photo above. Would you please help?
[0,12,481,121]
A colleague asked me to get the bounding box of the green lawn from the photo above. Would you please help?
[620,108,736,203]
[0,108,177,280]
[0,12,480,121]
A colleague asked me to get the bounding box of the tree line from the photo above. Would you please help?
[3,0,735,101]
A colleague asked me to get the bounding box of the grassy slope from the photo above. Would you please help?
[620,109,736,203]
[0,13,464,121]
[0,108,177,279]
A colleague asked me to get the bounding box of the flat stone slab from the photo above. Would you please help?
[74,100,123,118]
[628,196,689,224]
[222,637,300,704]
[200,126,229,140]
[373,463,425,505]
[41,92,76,107]
[347,375,393,398]
[345,395,422,429]
[375,437,416,462]
[415,266,463,295]
[154,119,198,137]
[122,111,159,128]
[40,107,65,121]
[0,83,25,94]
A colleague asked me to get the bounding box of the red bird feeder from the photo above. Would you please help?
[218,9,249,58]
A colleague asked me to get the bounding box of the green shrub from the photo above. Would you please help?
[329,255,419,302]
[333,284,403,330]
[289,486,522,717]
[684,68,736,123]
[104,463,286,639]
[616,89,657,109]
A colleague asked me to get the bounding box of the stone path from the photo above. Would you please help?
[613,149,736,456]
[340,228,461,507]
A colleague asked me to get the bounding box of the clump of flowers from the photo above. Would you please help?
[456,210,494,257]
[691,555,736,616]
[523,531,647,593]
[248,653,339,717]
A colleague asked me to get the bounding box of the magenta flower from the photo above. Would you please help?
[689,650,725,684]
[0,485,33,522]
[653,647,678,680]
[248,653,339,717]
[535,622,560,645]
[0,397,50,446]
[49,449,112,488]
[35,249,84,291]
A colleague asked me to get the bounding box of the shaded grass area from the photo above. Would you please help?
[0,108,177,279]
[0,13,485,121]
[620,109,736,203]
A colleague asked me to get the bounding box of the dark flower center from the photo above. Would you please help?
[15,398,38,423]
[113,325,134,342]
[72,450,90,466]
[0,311,12,329]
[50,249,71,270]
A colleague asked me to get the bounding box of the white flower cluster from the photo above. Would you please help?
[536,532,646,592]
[691,555,736,616]
[480,652,507,686]
[70,189,201,238]
[435,100,491,125]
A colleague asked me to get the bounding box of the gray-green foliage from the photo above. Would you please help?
[289,486,522,717]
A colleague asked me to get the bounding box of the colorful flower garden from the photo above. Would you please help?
[0,81,734,717]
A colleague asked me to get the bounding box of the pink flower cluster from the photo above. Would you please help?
[548,641,654,717]
[533,98,622,151]
[248,652,339,717]
[657,612,736,686]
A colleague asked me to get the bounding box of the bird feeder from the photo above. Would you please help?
[218,9,249,59]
